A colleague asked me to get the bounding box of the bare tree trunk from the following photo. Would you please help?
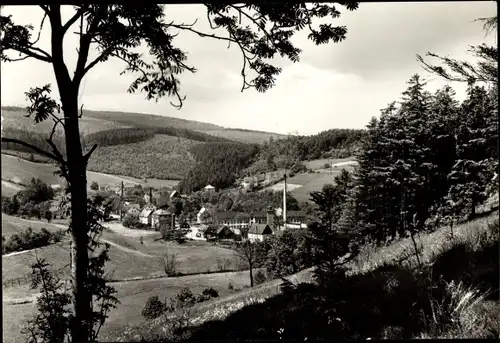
[65,104,91,342]
[249,262,254,288]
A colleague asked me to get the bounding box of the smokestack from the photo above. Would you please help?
[283,173,287,228]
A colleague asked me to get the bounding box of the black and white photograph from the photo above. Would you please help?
[1,1,498,342]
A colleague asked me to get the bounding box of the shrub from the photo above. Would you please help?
[122,214,139,228]
[323,163,330,169]
[202,287,219,299]
[228,282,235,292]
[2,228,66,255]
[176,288,195,307]
[90,181,99,191]
[195,294,211,303]
[142,296,167,320]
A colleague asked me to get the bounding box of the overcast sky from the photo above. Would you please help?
[1,2,497,135]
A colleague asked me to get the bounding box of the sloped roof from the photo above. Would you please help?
[140,209,154,218]
[170,190,180,198]
[153,209,172,216]
[248,223,273,235]
[204,184,215,189]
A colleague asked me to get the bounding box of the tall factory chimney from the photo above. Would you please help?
[283,173,287,228]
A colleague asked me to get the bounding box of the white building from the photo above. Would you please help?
[204,184,215,192]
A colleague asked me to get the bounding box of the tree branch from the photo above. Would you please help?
[1,137,63,164]
[83,144,97,165]
[62,6,89,34]
[73,6,107,86]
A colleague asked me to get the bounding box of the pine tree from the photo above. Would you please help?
[447,85,496,219]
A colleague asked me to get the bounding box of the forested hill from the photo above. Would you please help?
[262,128,367,161]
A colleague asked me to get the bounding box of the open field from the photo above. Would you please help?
[261,166,355,202]
[1,214,66,239]
[1,153,179,189]
[2,215,242,282]
[304,157,356,170]
[3,269,253,343]
[87,134,196,180]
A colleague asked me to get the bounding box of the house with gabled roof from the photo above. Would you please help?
[247,223,273,242]
[139,204,156,226]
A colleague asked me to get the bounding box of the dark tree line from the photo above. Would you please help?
[350,74,497,245]
[179,142,260,192]
[83,126,230,147]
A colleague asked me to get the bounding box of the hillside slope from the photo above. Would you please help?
[1,154,179,189]
[1,106,286,144]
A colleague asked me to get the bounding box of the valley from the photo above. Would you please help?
[1,3,497,342]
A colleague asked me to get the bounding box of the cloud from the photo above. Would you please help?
[1,3,496,135]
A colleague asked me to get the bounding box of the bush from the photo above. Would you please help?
[195,294,211,303]
[228,282,235,292]
[202,287,219,299]
[122,214,139,228]
[176,288,195,307]
[2,228,66,255]
[90,181,99,191]
[142,295,167,320]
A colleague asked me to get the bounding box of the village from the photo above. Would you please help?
[108,179,307,244]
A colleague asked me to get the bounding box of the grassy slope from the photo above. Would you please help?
[260,158,357,202]
[1,214,65,239]
[113,210,498,341]
[1,107,129,135]
[1,154,179,188]
[87,134,197,180]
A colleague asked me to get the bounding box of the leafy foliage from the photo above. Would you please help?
[21,258,72,343]
[142,295,167,320]
[2,227,65,255]
[16,178,55,205]
[264,228,314,279]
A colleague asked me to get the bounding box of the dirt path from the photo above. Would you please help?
[100,238,157,258]
[103,222,159,238]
